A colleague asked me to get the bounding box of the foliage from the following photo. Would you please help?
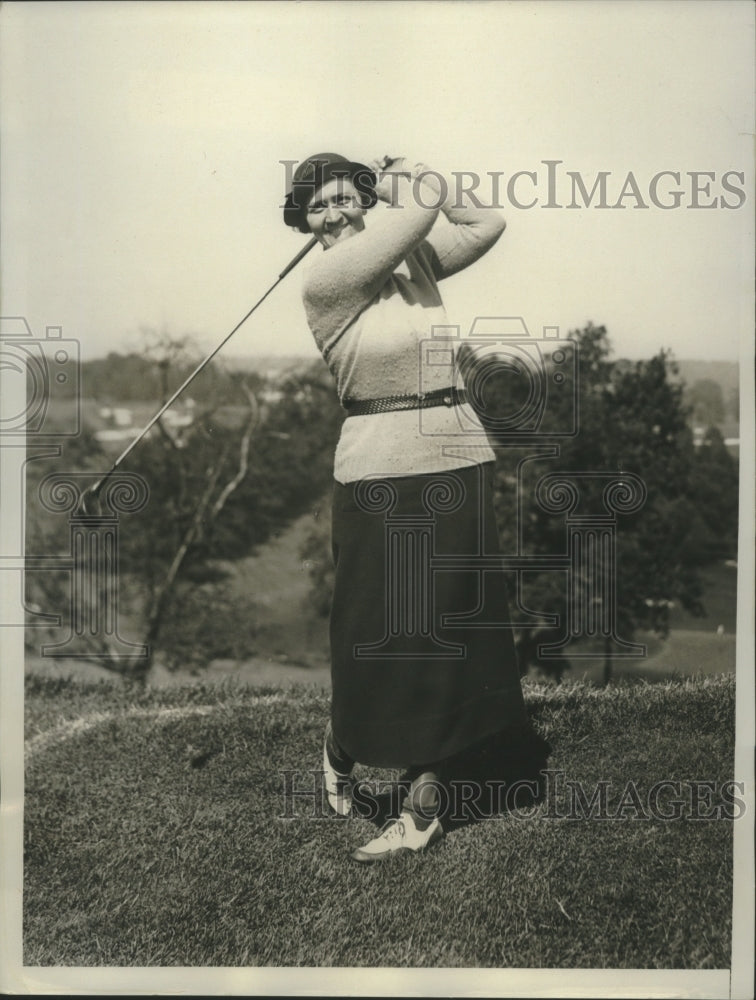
[24,428,111,655]
[481,324,739,651]
[300,492,334,618]
[118,362,343,587]
[25,336,344,677]
[115,357,343,674]
[685,426,740,563]
[297,324,739,682]
[53,339,261,405]
[155,580,261,672]
[684,377,725,426]
[727,384,740,422]
[26,323,738,682]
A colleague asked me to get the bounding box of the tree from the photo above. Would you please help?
[482,324,726,682]
[300,492,335,619]
[24,429,109,654]
[113,355,344,679]
[300,323,739,686]
[25,334,344,682]
[24,371,262,678]
[685,426,739,563]
[728,384,740,423]
[685,378,725,426]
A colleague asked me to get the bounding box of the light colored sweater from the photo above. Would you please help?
[302,169,505,484]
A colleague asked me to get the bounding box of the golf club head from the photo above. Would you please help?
[76,484,103,517]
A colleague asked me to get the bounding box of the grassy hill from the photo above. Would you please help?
[668,562,738,633]
[24,512,737,689]
[23,673,735,968]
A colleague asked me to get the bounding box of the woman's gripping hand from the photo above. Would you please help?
[369,155,418,205]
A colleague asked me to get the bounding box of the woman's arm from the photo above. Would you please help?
[418,165,507,281]
[303,168,441,336]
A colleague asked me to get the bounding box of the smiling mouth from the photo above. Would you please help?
[325,229,353,246]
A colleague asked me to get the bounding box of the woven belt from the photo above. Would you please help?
[343,386,467,417]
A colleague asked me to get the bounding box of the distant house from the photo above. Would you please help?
[161,410,193,429]
[113,408,132,427]
[95,428,137,444]
[98,405,132,427]
[96,406,135,443]
[692,424,739,452]
[95,403,195,445]
[260,388,284,404]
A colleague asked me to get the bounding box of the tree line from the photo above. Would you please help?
[25,324,738,683]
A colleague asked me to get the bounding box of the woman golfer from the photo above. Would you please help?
[284,152,537,862]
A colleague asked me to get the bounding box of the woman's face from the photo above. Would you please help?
[306,178,366,248]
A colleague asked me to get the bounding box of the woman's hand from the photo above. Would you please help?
[368,155,411,175]
[369,155,416,205]
[370,155,450,211]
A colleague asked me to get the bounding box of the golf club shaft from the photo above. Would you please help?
[89,236,318,498]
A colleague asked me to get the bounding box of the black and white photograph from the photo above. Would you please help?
[0,1,753,996]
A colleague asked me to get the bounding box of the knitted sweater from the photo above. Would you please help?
[302,172,505,484]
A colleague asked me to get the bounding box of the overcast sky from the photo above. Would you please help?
[1,1,753,365]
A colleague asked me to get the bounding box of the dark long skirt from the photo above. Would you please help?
[330,462,528,768]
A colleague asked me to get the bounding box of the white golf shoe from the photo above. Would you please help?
[322,731,353,816]
[351,811,443,863]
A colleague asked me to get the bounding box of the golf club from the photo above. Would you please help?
[79,235,319,513]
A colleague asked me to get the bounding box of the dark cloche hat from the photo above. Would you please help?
[283,152,377,233]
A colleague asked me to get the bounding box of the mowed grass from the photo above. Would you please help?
[24,674,735,968]
[564,630,736,687]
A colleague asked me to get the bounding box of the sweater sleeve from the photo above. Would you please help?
[421,170,507,281]
[302,176,440,344]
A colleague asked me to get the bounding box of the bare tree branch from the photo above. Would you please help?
[154,416,181,451]
[142,381,260,659]
[209,382,259,521]
[144,460,224,650]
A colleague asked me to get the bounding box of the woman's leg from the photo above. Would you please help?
[402,765,442,829]
[323,721,355,816]
[325,721,355,775]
